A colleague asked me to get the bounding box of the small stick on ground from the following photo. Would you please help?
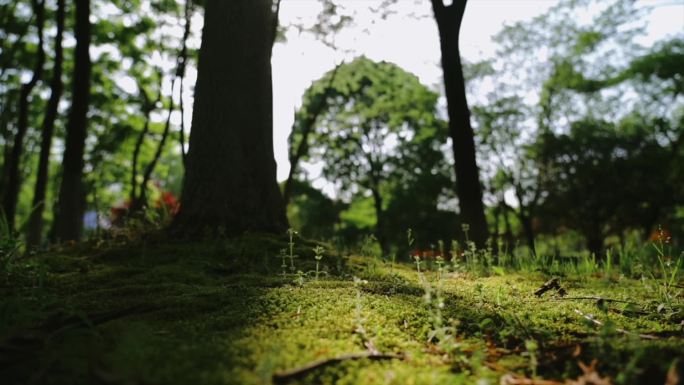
[272,352,402,384]
[554,296,639,305]
[499,373,564,385]
[534,278,566,297]
[573,308,659,340]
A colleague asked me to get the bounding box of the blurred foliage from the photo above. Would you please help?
[0,0,197,245]
[0,0,682,256]
[289,57,454,255]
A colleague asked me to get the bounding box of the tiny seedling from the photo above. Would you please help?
[353,276,369,335]
[436,255,444,281]
[294,270,305,287]
[414,255,422,274]
[278,248,288,276]
[287,228,299,274]
[313,245,324,281]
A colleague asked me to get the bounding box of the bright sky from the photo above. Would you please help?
[269,0,684,184]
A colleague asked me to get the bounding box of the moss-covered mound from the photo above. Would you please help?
[1,235,682,385]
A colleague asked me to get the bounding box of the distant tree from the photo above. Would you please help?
[430,0,489,247]
[283,62,342,207]
[2,0,45,231]
[469,0,683,252]
[292,57,442,256]
[0,1,34,200]
[171,0,287,236]
[287,179,345,240]
[54,0,91,242]
[26,0,66,247]
[473,96,543,256]
[535,117,682,255]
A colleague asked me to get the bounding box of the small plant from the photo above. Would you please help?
[461,223,470,243]
[313,245,324,281]
[645,227,682,318]
[524,339,539,378]
[389,252,396,274]
[450,239,462,272]
[413,254,423,274]
[361,234,379,274]
[287,228,299,274]
[293,270,305,287]
[352,276,368,335]
[278,248,288,276]
[435,255,445,281]
[484,238,494,270]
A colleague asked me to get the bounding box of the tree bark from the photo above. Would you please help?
[26,0,66,248]
[2,0,45,231]
[53,0,91,242]
[171,0,287,236]
[431,0,488,247]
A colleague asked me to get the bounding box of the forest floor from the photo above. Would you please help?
[1,234,682,385]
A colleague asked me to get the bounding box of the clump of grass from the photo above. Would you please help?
[644,227,682,319]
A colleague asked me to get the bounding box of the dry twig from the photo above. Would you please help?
[272,352,402,384]
[573,308,659,340]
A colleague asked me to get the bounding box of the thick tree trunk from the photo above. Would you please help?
[54,0,91,242]
[431,0,488,248]
[26,0,66,248]
[171,0,287,236]
[2,0,45,231]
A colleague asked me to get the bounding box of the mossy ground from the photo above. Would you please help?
[1,234,682,385]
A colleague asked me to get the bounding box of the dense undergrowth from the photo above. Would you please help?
[0,233,682,385]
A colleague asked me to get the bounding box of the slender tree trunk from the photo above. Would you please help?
[587,236,603,259]
[283,62,342,206]
[370,186,389,258]
[519,213,536,257]
[502,204,513,245]
[177,0,193,168]
[0,92,17,195]
[26,0,66,248]
[0,4,29,197]
[431,0,488,247]
[54,0,91,242]
[2,0,45,230]
[171,0,287,236]
[135,79,176,212]
[0,3,31,82]
[130,79,161,207]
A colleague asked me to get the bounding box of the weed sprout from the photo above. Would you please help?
[313,245,324,281]
[287,228,298,274]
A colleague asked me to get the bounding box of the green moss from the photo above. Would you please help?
[1,235,681,385]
